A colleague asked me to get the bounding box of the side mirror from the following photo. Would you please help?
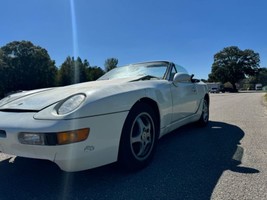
[173,73,191,83]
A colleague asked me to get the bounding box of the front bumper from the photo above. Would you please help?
[0,111,128,172]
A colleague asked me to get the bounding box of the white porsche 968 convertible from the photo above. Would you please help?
[0,61,209,172]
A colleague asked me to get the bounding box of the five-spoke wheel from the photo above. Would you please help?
[130,112,155,161]
[119,102,158,170]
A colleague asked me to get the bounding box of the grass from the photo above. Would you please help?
[265,93,267,102]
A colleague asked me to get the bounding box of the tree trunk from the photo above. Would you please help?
[231,82,238,92]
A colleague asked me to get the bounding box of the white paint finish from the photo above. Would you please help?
[0,62,209,171]
[0,111,128,172]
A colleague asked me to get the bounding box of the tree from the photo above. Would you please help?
[57,56,88,86]
[208,46,260,91]
[0,41,57,97]
[104,58,118,72]
[241,67,267,89]
[254,67,267,86]
[87,66,105,81]
[0,49,10,97]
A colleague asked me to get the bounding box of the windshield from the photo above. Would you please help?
[98,62,169,80]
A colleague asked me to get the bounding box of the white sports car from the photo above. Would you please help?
[0,61,209,172]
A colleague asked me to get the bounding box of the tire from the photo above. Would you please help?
[197,98,209,127]
[118,102,159,171]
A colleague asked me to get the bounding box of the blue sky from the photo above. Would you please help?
[1,0,267,79]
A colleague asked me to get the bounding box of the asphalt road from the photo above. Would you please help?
[0,92,267,200]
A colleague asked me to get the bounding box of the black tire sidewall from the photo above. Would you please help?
[198,98,209,127]
[119,102,159,171]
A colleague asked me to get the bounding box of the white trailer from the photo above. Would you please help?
[206,83,222,93]
[255,83,262,90]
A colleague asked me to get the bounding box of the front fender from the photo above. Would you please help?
[34,89,147,120]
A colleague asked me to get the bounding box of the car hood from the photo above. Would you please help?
[0,77,147,111]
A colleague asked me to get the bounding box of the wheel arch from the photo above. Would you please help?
[118,97,160,170]
[119,97,161,145]
[204,93,210,106]
[135,98,160,135]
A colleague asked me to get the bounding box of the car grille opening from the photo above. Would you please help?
[0,109,38,113]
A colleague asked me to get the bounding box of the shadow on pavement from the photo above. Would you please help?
[0,121,259,200]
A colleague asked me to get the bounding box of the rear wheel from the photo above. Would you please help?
[197,98,209,126]
[119,103,159,171]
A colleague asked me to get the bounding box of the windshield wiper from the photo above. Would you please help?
[132,75,160,81]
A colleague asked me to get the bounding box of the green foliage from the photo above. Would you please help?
[208,46,260,91]
[57,56,88,86]
[239,67,267,90]
[0,41,57,97]
[87,66,105,81]
[104,58,118,72]
[255,68,267,86]
[0,40,118,97]
[224,82,233,88]
[57,57,105,86]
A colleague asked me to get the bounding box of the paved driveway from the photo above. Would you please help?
[0,92,266,200]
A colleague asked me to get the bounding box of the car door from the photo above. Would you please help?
[171,82,198,121]
[169,66,199,122]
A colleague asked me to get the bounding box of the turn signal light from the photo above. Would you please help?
[18,128,90,146]
[57,128,90,145]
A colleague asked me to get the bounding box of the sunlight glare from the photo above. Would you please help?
[70,0,80,83]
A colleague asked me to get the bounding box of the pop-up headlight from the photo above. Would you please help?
[57,94,86,115]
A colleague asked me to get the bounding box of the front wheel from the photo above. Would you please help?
[119,103,159,171]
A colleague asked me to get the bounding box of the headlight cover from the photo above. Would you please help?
[57,94,86,115]
[18,133,46,145]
